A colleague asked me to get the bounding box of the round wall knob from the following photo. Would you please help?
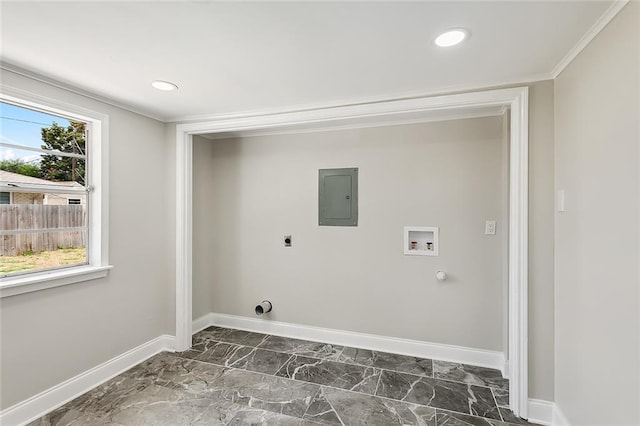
[436,270,447,281]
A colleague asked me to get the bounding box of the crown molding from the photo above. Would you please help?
[200,106,506,140]
[0,62,167,122]
[551,0,630,79]
[168,73,550,123]
[2,61,549,126]
[2,0,627,125]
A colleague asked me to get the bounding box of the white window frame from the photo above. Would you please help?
[0,86,112,298]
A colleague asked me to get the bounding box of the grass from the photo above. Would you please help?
[0,247,87,274]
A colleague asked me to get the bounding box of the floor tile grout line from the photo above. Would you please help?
[320,387,348,426]
[202,326,506,373]
[196,333,346,362]
[198,328,507,380]
[300,386,322,420]
[182,344,507,396]
[173,354,403,406]
[56,350,512,426]
[491,387,506,422]
[435,407,526,426]
[373,368,383,396]
[192,334,508,394]
[40,343,521,426]
[299,386,347,426]
[169,351,505,424]
[274,353,295,377]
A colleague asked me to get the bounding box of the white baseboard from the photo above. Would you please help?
[527,399,554,426]
[0,319,560,426]
[192,312,213,334]
[553,404,571,426]
[0,335,176,426]
[203,312,506,373]
[502,358,510,379]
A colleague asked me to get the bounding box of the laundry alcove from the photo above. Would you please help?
[175,87,530,417]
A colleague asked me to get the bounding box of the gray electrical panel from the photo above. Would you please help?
[318,168,358,226]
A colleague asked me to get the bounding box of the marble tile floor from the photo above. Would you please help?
[30,326,538,426]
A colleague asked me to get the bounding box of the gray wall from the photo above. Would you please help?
[3,7,633,409]
[191,81,557,400]
[0,69,175,409]
[0,75,557,410]
[193,134,215,319]
[554,2,639,425]
[527,80,555,402]
[193,116,507,351]
[0,78,557,409]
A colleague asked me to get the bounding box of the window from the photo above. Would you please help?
[0,89,111,297]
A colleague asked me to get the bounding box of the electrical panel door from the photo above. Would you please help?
[318,168,358,226]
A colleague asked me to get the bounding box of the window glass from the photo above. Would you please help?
[1,102,88,276]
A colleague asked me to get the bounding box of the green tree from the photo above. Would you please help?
[0,159,42,178]
[40,121,86,184]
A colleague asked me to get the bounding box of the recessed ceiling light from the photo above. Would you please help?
[151,80,179,91]
[434,29,468,47]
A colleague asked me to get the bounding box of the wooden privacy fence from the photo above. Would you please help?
[0,205,86,256]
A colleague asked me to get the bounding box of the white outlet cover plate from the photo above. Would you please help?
[557,190,565,212]
[485,220,496,235]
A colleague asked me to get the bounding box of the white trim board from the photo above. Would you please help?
[198,313,506,375]
[168,77,545,124]
[0,60,546,125]
[526,400,571,426]
[198,106,505,141]
[192,312,214,334]
[552,404,572,426]
[0,64,167,122]
[0,335,175,426]
[175,86,529,417]
[527,399,554,426]
[551,0,630,78]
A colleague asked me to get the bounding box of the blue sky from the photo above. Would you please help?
[0,102,70,163]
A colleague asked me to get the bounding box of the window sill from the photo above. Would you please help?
[0,265,114,298]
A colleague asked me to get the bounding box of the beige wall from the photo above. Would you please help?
[44,193,87,206]
[0,72,558,411]
[192,135,215,320]
[193,116,507,351]
[0,76,557,410]
[3,7,633,412]
[0,69,175,409]
[164,123,177,336]
[11,192,43,204]
[8,192,87,205]
[527,80,555,401]
[554,3,639,425]
[191,81,557,400]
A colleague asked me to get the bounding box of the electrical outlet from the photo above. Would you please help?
[485,220,496,235]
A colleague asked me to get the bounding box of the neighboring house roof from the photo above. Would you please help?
[0,170,83,189]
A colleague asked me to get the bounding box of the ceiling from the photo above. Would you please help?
[0,1,616,122]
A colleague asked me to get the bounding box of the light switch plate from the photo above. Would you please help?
[557,190,565,212]
[485,220,496,235]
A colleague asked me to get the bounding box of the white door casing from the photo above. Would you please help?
[174,86,529,417]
